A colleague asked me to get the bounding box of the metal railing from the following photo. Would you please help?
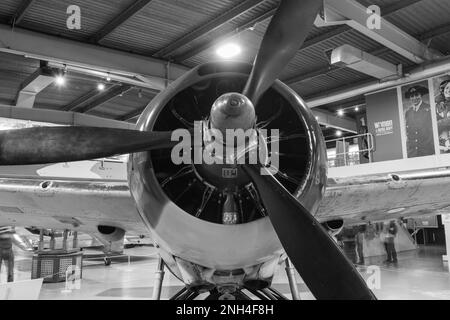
[326,133,375,168]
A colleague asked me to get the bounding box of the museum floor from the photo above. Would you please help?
[2,245,450,300]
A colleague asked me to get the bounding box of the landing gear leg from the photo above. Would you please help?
[152,256,165,300]
[285,258,301,300]
[104,257,111,266]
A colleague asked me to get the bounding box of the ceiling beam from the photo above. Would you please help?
[89,0,153,43]
[0,103,135,129]
[312,109,357,133]
[301,0,421,49]
[173,6,277,62]
[62,88,103,112]
[305,55,450,108]
[77,85,133,114]
[286,23,450,86]
[317,0,442,63]
[15,65,55,108]
[9,0,36,25]
[285,65,340,85]
[0,25,188,92]
[117,107,147,122]
[154,0,265,59]
[173,0,421,63]
[419,22,450,42]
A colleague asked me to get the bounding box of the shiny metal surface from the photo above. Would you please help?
[129,61,327,270]
[318,168,450,224]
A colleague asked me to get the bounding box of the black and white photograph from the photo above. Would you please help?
[434,75,450,153]
[401,81,435,158]
[1,0,450,308]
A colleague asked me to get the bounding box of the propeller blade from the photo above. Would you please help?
[243,0,322,104]
[242,164,376,300]
[0,126,176,165]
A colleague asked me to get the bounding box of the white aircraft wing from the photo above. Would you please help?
[316,168,450,224]
[0,175,147,235]
[1,168,449,234]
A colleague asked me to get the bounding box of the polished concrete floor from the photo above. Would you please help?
[1,245,450,300]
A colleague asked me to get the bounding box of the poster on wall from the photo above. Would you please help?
[432,75,450,154]
[400,81,435,158]
[366,89,403,162]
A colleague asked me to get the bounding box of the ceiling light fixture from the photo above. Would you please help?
[337,109,344,116]
[55,75,66,86]
[387,207,406,214]
[97,83,106,91]
[336,130,342,137]
[355,106,359,111]
[216,43,242,59]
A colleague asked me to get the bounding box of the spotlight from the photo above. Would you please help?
[337,109,344,116]
[216,43,242,59]
[55,75,66,86]
[97,83,106,91]
[336,130,342,137]
[355,106,359,112]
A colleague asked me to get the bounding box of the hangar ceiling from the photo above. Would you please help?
[0,0,449,136]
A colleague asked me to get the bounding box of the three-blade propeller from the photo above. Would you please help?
[0,0,376,299]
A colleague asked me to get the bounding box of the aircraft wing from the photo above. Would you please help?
[316,168,450,224]
[0,175,147,236]
[1,167,450,234]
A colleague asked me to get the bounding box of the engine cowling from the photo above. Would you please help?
[128,62,327,273]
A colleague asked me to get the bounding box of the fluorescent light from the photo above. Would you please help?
[336,130,342,137]
[387,207,406,214]
[55,75,65,86]
[216,43,242,59]
[97,83,106,91]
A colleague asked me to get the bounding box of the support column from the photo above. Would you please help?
[152,257,165,300]
[285,258,301,300]
[442,214,450,263]
[62,230,68,251]
[73,231,78,249]
[49,230,55,250]
[38,229,44,251]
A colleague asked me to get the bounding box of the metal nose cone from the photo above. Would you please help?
[210,93,256,132]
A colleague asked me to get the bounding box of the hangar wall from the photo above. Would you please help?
[366,89,403,162]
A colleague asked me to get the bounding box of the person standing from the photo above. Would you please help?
[0,226,15,282]
[404,85,435,157]
[383,221,398,264]
[355,225,366,265]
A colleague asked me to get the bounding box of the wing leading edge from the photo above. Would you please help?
[317,168,450,224]
[0,176,147,235]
